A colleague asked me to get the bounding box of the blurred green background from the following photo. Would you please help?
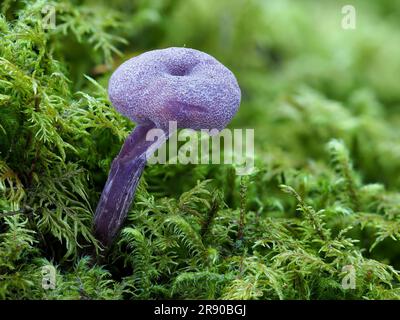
[84,0,400,189]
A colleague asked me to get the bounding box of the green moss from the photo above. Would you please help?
[1,0,400,299]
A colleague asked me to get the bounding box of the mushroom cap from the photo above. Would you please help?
[108,47,241,131]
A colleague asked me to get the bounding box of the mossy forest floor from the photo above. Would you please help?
[1,0,400,299]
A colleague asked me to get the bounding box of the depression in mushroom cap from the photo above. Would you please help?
[108,47,241,132]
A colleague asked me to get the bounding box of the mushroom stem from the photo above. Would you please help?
[93,122,168,247]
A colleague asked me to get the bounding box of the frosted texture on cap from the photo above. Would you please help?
[108,47,241,131]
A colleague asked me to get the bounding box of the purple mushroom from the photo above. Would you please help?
[94,47,241,247]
